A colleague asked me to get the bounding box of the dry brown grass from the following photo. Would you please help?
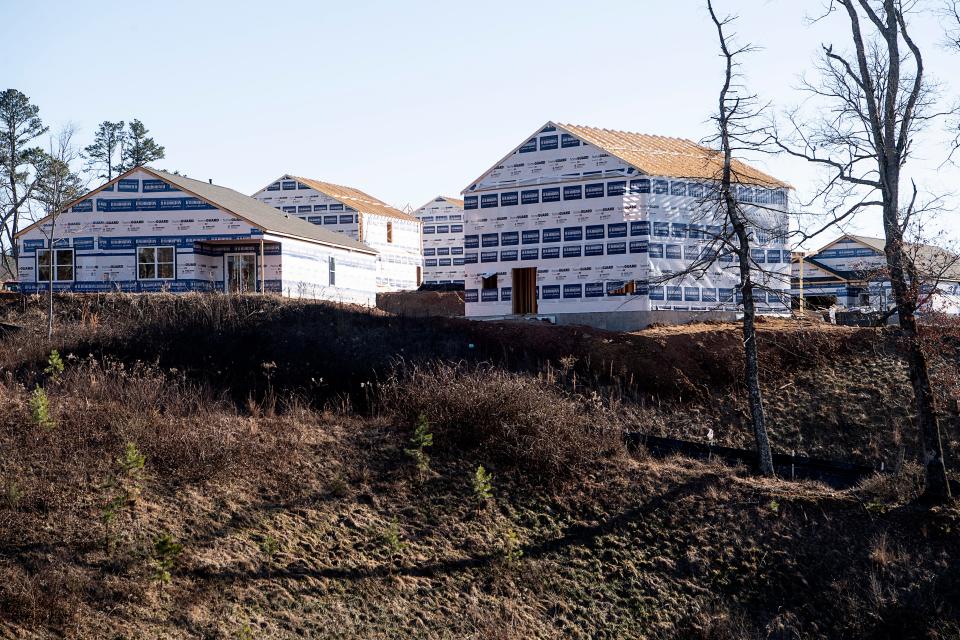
[0,294,958,638]
[378,362,626,484]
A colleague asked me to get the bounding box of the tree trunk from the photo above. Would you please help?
[47,243,54,341]
[738,243,775,476]
[883,209,951,499]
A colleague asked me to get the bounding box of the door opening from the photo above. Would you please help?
[512,267,537,315]
[226,253,257,293]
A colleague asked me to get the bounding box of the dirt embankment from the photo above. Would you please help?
[0,294,958,638]
[0,293,956,468]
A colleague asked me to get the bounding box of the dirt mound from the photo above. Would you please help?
[377,290,464,317]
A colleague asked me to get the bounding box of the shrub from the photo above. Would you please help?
[381,517,405,557]
[260,534,280,566]
[44,350,65,380]
[101,442,147,548]
[499,528,523,567]
[151,534,183,586]
[404,414,433,479]
[472,465,494,503]
[28,386,53,429]
[379,362,624,483]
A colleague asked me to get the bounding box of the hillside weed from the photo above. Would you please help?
[500,528,523,567]
[381,517,405,558]
[404,414,433,480]
[260,534,280,567]
[473,465,494,504]
[4,482,22,510]
[28,386,53,429]
[44,350,65,380]
[151,534,183,586]
[101,443,146,549]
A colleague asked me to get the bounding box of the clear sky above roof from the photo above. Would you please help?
[6,0,959,245]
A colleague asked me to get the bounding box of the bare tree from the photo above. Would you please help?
[646,2,794,476]
[31,125,84,339]
[771,0,953,499]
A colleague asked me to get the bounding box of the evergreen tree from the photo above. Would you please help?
[83,121,125,181]
[119,119,165,171]
[0,89,48,257]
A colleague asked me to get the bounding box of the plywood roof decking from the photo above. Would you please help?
[17,167,377,255]
[416,195,465,212]
[292,177,419,223]
[557,123,790,189]
[440,196,464,208]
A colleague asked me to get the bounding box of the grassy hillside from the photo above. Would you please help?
[0,294,958,639]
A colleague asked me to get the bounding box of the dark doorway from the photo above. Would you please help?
[512,267,537,315]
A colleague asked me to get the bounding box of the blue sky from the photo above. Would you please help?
[6,0,959,245]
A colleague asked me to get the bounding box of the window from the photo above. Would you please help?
[137,246,175,280]
[387,221,393,243]
[37,248,74,282]
[482,273,498,289]
[329,256,336,286]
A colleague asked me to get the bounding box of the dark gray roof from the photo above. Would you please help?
[151,169,376,254]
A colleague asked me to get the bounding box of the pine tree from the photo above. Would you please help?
[0,89,48,257]
[83,121,125,181]
[119,119,165,171]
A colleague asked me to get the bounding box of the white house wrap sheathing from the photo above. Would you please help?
[462,122,792,329]
[269,234,376,304]
[412,196,465,284]
[16,167,378,305]
[254,176,423,292]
